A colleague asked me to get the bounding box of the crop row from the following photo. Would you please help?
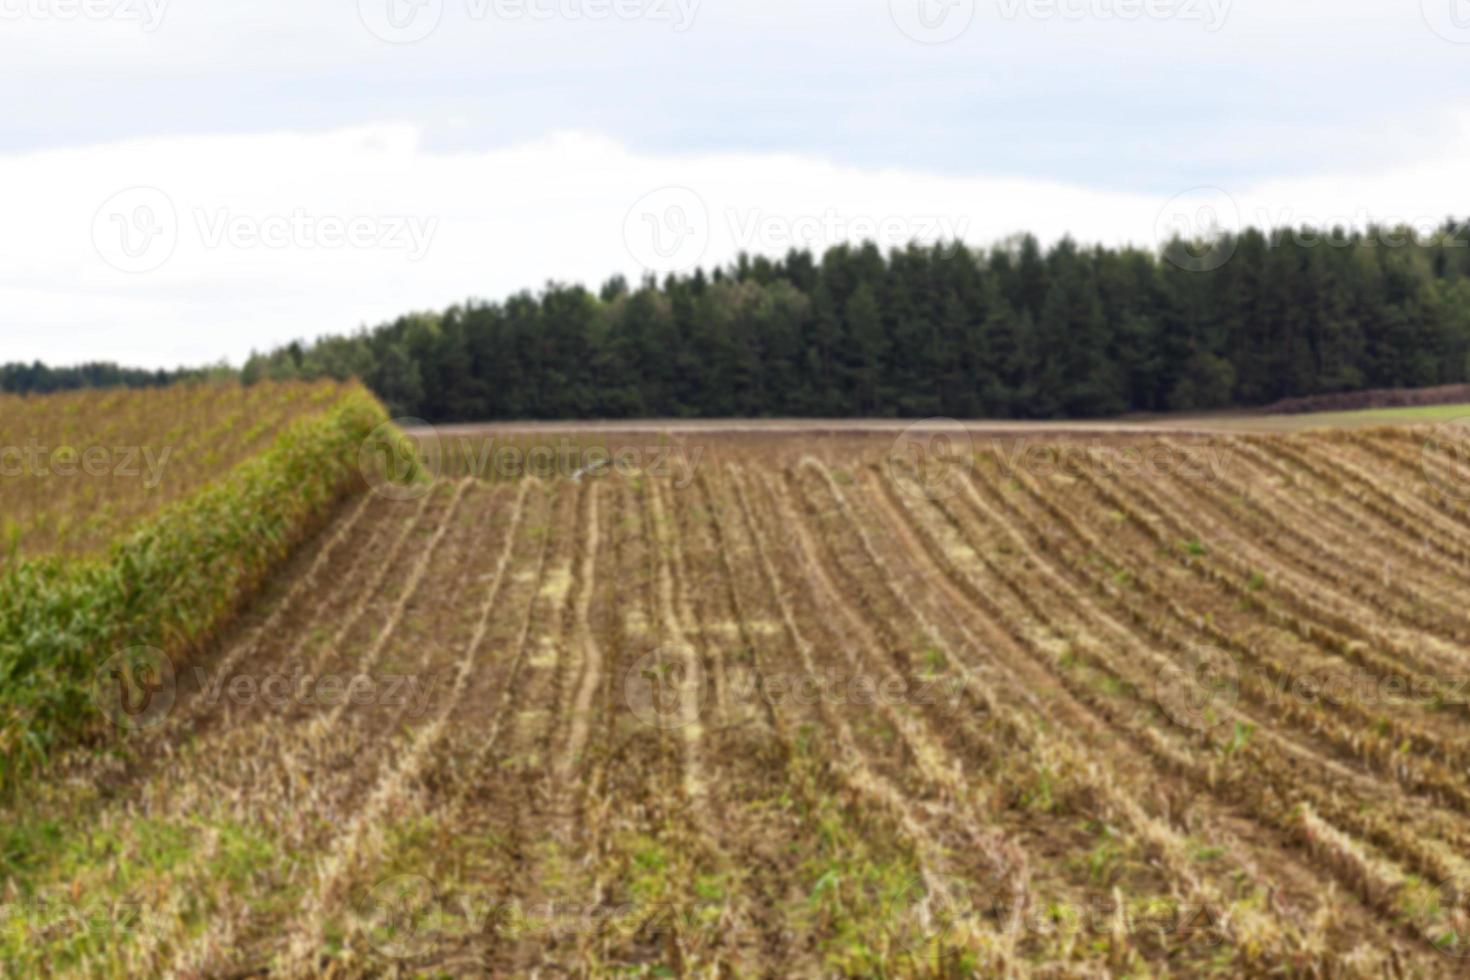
[0,383,393,789]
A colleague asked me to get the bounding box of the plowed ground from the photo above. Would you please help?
[8,425,1470,978]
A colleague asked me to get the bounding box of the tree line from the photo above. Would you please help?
[10,224,1470,420]
[0,361,231,396]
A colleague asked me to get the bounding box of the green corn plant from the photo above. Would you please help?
[0,384,392,793]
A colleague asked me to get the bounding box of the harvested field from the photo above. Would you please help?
[8,422,1470,977]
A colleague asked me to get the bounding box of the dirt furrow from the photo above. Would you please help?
[1106,452,1470,689]
[172,480,490,975]
[1211,436,1470,624]
[643,476,713,812]
[786,463,1225,971]
[163,491,378,739]
[958,463,1470,857]
[1156,437,1470,641]
[858,466,1372,971]
[876,463,1447,971]
[702,468,990,975]
[720,463,1026,970]
[1073,460,1470,760]
[324,480,551,976]
[305,478,474,738]
[279,482,537,974]
[1000,457,1470,803]
[553,481,604,789]
[1372,427,1470,527]
[958,463,1470,957]
[1269,435,1470,566]
[467,483,582,973]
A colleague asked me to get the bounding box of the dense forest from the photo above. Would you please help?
[10,225,1470,421]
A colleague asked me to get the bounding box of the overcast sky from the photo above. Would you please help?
[5,0,1470,368]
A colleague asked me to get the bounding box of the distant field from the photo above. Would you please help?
[1202,401,1470,432]
[0,380,354,557]
[9,420,1470,976]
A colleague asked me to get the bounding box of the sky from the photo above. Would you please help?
[4,0,1470,368]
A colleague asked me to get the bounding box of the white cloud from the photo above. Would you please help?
[4,115,1470,367]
